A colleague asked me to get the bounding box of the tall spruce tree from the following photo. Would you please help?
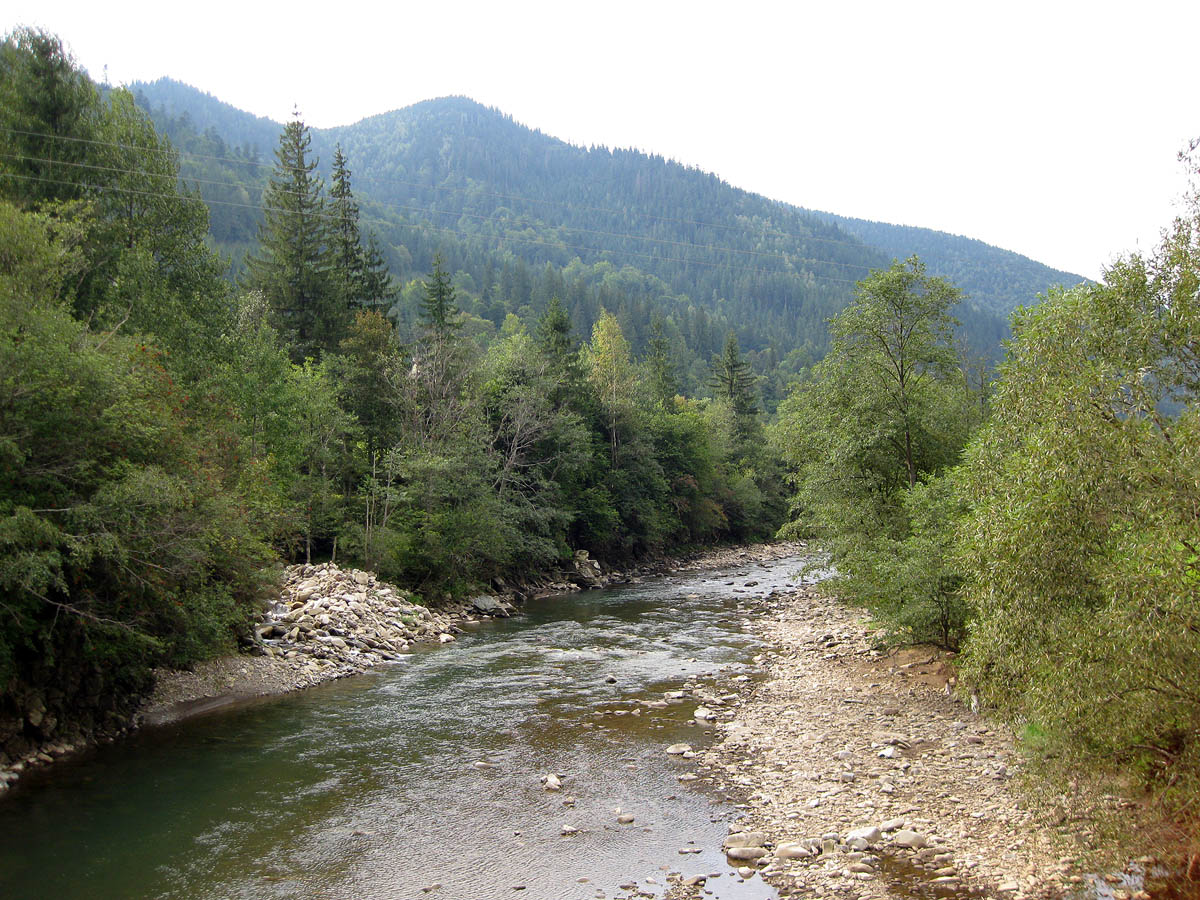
[361,232,397,311]
[710,332,759,418]
[245,112,343,360]
[329,144,364,300]
[646,314,678,407]
[329,144,395,312]
[420,253,461,336]
[536,296,584,408]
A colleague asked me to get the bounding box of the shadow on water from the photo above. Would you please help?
[0,558,811,900]
[876,852,990,899]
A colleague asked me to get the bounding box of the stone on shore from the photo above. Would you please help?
[892,829,928,849]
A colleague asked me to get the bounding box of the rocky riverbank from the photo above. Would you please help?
[139,562,473,726]
[661,582,1176,900]
[3,542,794,791]
[142,543,800,727]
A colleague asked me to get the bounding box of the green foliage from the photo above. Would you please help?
[329,145,395,312]
[419,253,461,337]
[1,30,233,374]
[0,27,100,208]
[334,308,404,458]
[835,470,972,649]
[644,315,678,407]
[584,309,636,466]
[774,257,979,646]
[709,331,759,419]
[244,114,345,360]
[958,212,1200,812]
[0,200,270,697]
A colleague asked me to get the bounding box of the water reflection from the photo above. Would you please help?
[0,557,807,900]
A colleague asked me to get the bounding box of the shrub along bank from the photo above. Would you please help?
[771,146,1200,865]
[0,30,784,771]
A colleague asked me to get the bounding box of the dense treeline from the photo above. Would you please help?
[8,26,1190,864]
[131,84,1049,404]
[0,29,783,752]
[773,150,1200,859]
[819,211,1088,320]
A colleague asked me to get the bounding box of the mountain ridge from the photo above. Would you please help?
[131,79,1085,388]
[132,79,1085,307]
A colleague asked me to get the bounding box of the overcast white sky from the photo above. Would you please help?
[7,0,1198,278]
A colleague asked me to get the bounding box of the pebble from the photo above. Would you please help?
[847,826,881,844]
[775,843,812,860]
[726,847,768,861]
[892,829,928,849]
[723,831,767,848]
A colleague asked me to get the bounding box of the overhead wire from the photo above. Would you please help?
[0,169,867,288]
[0,123,886,257]
[0,148,881,278]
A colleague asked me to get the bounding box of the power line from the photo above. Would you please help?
[0,150,877,281]
[0,123,885,258]
[0,170,866,288]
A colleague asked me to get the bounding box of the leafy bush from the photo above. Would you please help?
[958,157,1200,844]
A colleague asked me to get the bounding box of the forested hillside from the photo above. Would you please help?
[131,82,1067,389]
[0,30,785,756]
[817,211,1088,316]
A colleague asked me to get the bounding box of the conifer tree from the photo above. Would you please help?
[646,314,678,407]
[328,144,395,312]
[536,296,575,360]
[329,144,363,297]
[710,331,759,418]
[245,112,342,360]
[420,253,460,336]
[361,232,397,311]
[536,296,584,407]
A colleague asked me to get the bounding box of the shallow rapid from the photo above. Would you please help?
[0,556,812,900]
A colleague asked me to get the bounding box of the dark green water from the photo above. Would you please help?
[0,558,808,900]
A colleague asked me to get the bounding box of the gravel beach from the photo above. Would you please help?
[664,580,1094,900]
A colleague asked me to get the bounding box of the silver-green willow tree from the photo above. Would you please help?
[958,144,1200,828]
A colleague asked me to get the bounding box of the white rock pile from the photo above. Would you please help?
[256,564,464,672]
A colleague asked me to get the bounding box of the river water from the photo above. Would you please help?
[0,556,812,900]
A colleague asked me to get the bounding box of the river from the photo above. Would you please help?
[0,555,812,900]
